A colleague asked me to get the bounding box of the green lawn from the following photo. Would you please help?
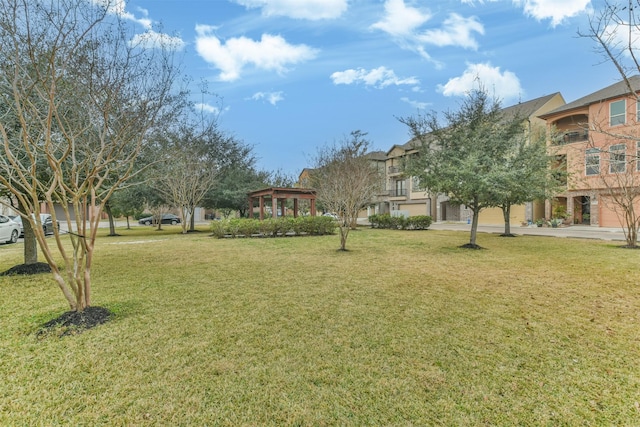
[1,226,639,425]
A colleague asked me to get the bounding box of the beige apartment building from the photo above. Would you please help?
[374,92,566,225]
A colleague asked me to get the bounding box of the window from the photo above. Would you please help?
[637,141,640,172]
[637,100,640,121]
[394,179,406,197]
[585,148,600,176]
[609,143,626,173]
[610,99,626,126]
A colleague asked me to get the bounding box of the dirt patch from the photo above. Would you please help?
[38,306,113,337]
[0,262,51,276]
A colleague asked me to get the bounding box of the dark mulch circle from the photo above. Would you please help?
[499,233,517,237]
[459,243,484,249]
[0,262,51,276]
[38,306,113,337]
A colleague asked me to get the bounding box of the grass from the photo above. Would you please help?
[0,225,639,425]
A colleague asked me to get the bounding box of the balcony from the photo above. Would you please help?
[388,166,400,174]
[388,189,407,198]
[555,130,588,145]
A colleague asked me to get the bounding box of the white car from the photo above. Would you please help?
[0,214,20,244]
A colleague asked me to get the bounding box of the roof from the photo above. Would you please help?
[364,150,387,161]
[539,75,640,118]
[501,92,563,119]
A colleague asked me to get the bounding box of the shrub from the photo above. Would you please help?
[210,220,227,238]
[368,213,431,230]
[210,216,337,238]
[237,219,260,236]
[407,215,432,230]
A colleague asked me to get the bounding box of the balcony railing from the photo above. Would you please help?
[388,189,407,197]
[388,166,400,174]
[555,130,588,145]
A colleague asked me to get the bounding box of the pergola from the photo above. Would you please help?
[247,187,317,220]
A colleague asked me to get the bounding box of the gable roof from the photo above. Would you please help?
[365,150,387,161]
[540,75,640,118]
[501,92,564,119]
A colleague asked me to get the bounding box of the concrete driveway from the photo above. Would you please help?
[429,222,628,242]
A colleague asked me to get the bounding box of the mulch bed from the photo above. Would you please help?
[38,306,113,337]
[0,262,51,276]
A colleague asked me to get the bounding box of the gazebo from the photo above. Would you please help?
[247,187,317,220]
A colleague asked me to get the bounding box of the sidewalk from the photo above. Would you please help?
[429,222,627,242]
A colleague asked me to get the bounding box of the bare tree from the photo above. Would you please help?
[310,131,382,251]
[578,0,640,247]
[151,111,254,232]
[0,0,182,311]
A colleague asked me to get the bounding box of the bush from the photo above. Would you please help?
[210,216,336,238]
[407,215,432,230]
[368,213,432,230]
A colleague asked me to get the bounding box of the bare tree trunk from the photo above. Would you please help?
[189,206,196,231]
[339,224,349,251]
[18,200,39,265]
[469,212,479,247]
[105,203,117,236]
[502,203,512,236]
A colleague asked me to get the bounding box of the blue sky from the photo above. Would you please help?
[107,0,620,175]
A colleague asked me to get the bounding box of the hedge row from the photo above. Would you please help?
[210,216,337,238]
[368,214,432,230]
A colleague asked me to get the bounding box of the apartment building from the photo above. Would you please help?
[539,76,640,227]
[377,92,565,224]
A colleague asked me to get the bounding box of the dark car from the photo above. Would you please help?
[138,213,181,226]
[9,214,59,237]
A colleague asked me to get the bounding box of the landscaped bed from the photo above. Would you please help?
[0,226,638,425]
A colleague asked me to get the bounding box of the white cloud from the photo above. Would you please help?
[460,0,499,4]
[130,30,185,50]
[194,102,229,115]
[513,0,592,26]
[418,13,484,49]
[233,0,348,20]
[462,0,591,26]
[401,97,430,110]
[370,0,432,37]
[250,91,284,105]
[331,67,419,89]
[602,21,640,57]
[437,63,523,102]
[91,0,152,29]
[91,1,187,51]
[195,25,319,82]
[371,0,484,62]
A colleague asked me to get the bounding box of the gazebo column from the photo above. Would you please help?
[280,199,286,217]
[259,196,265,220]
[272,197,278,218]
[310,198,316,216]
[293,198,299,217]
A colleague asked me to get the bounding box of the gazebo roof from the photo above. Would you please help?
[248,187,316,198]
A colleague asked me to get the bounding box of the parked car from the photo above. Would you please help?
[138,213,181,226]
[0,214,20,244]
[9,214,60,237]
[322,212,340,220]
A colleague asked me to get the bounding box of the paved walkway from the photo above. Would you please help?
[429,222,628,242]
